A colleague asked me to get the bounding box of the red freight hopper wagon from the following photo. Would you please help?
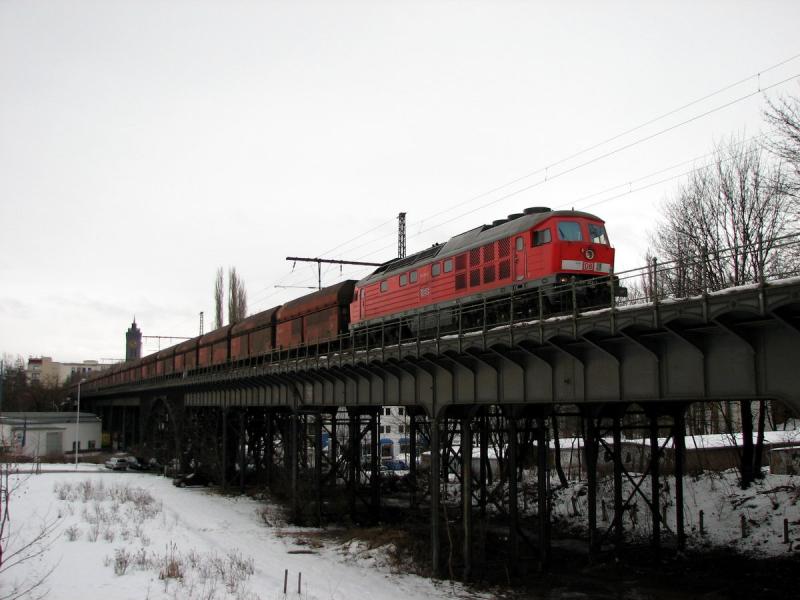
[156,345,176,377]
[198,325,232,368]
[119,360,139,384]
[174,337,198,373]
[230,306,280,361]
[140,353,157,380]
[350,208,622,329]
[276,281,356,349]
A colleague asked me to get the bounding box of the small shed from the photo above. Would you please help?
[0,412,102,459]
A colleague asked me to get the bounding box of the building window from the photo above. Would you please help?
[381,445,393,458]
[88,440,96,449]
[383,407,391,416]
[398,407,405,416]
[400,442,410,454]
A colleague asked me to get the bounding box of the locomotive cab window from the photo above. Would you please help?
[432,263,441,277]
[399,273,408,287]
[444,259,453,273]
[410,270,418,283]
[557,221,583,241]
[532,228,552,246]
[380,280,388,292]
[588,223,608,245]
[515,237,524,251]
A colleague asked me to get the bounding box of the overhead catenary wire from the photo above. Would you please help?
[292,131,780,286]
[241,56,800,312]
[246,123,779,307]
[405,53,800,230]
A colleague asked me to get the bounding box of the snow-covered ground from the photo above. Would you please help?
[2,466,484,600]
[551,470,800,557]
[3,464,799,600]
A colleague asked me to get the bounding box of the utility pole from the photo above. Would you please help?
[398,212,406,259]
[0,359,4,412]
[286,257,382,289]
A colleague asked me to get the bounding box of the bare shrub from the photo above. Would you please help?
[103,527,116,543]
[159,542,183,580]
[187,548,201,569]
[64,525,80,542]
[114,548,132,576]
[87,524,100,542]
[134,547,152,570]
[224,551,255,593]
[78,479,95,502]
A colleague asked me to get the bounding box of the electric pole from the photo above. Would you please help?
[286,257,382,289]
[142,335,192,351]
[398,212,406,259]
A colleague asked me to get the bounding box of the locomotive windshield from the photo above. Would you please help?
[557,221,583,241]
[588,223,608,245]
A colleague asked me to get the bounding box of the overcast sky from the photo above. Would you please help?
[1,0,799,364]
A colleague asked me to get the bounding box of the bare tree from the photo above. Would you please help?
[764,88,800,200]
[651,135,791,297]
[1,464,58,600]
[649,134,795,488]
[227,267,248,325]
[214,267,224,329]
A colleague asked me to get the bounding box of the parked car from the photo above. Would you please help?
[125,456,148,471]
[383,459,409,471]
[172,471,212,487]
[104,457,129,471]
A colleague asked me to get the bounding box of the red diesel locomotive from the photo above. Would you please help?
[87,208,622,387]
[350,207,620,331]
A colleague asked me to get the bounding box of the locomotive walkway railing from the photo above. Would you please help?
[82,231,800,395]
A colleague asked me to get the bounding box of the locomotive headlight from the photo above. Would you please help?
[584,248,595,260]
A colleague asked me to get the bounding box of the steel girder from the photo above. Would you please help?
[82,279,800,416]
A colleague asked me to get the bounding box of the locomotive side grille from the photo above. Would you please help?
[455,273,467,290]
[498,238,510,257]
[483,265,495,284]
[455,254,467,270]
[469,269,481,287]
[482,243,494,262]
[469,248,480,267]
[499,260,510,279]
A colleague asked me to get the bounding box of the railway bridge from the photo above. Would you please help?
[80,277,800,578]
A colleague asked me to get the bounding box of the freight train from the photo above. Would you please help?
[90,208,624,387]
